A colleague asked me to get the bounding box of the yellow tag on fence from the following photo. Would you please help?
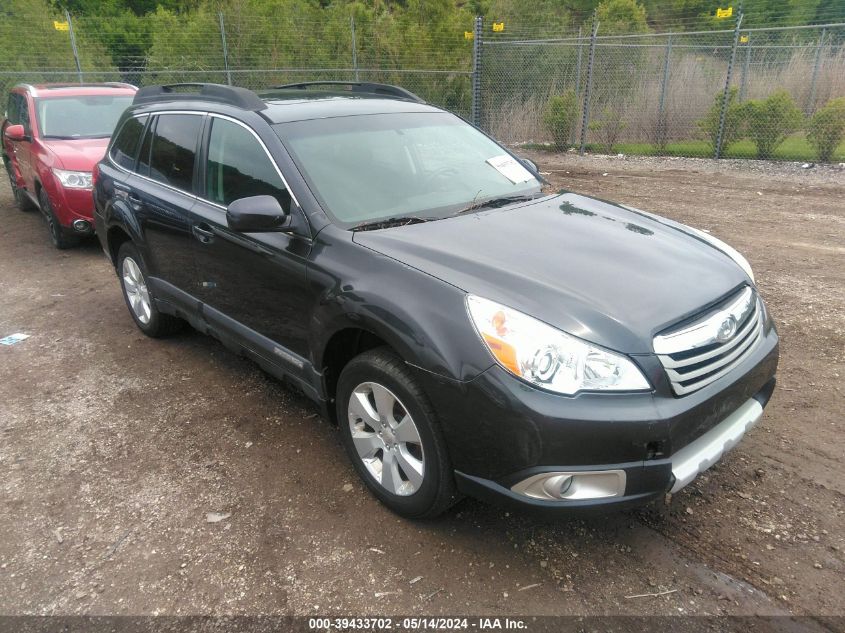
[53,20,69,31]
[464,31,474,40]
[492,22,504,32]
[740,34,749,43]
[716,7,733,18]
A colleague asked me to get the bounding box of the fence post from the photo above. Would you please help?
[579,15,599,155]
[657,34,673,149]
[571,26,583,146]
[471,16,483,128]
[739,34,751,101]
[351,16,359,82]
[65,10,83,83]
[218,12,232,86]
[806,28,827,114]
[714,12,743,159]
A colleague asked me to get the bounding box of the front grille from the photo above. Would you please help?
[654,287,763,396]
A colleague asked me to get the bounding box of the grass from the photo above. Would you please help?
[525,133,845,162]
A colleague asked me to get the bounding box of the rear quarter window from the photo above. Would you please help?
[110,115,148,170]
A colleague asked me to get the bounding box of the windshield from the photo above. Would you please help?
[274,112,541,228]
[35,95,134,139]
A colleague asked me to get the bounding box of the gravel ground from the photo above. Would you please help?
[0,155,842,627]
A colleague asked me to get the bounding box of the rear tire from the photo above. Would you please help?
[38,187,77,249]
[117,241,184,338]
[336,347,459,519]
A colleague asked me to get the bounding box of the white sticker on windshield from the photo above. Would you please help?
[485,154,534,184]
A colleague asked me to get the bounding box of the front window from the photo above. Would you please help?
[274,112,541,228]
[205,117,291,211]
[35,95,134,139]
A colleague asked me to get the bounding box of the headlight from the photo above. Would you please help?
[466,295,650,395]
[53,168,92,189]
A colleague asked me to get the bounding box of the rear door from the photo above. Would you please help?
[129,112,203,304]
[189,115,313,368]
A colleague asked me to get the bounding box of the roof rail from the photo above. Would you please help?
[38,82,137,90]
[15,82,137,95]
[133,83,266,111]
[269,81,424,103]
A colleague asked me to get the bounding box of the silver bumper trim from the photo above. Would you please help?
[670,397,763,493]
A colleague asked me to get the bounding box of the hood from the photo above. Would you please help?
[353,193,750,354]
[41,137,110,171]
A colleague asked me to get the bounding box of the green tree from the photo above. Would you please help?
[807,97,845,162]
[543,90,579,150]
[744,91,803,159]
[595,0,649,34]
[698,87,745,151]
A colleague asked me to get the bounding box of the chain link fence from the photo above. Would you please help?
[1,4,844,162]
[0,6,473,118]
[479,20,845,161]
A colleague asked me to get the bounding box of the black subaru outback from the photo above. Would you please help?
[94,82,778,518]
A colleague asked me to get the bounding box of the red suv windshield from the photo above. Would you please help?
[35,95,134,139]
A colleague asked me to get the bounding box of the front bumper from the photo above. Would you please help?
[416,322,778,514]
[45,180,95,228]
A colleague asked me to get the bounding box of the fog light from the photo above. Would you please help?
[511,470,626,501]
[72,219,91,233]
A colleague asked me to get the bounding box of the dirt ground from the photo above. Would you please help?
[0,155,843,626]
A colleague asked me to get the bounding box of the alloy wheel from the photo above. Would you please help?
[122,256,152,325]
[347,382,425,496]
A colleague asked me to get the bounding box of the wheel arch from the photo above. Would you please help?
[318,326,400,424]
[106,225,133,267]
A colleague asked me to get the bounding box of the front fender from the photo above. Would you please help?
[307,227,494,382]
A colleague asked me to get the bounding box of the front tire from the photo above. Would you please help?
[117,241,184,338]
[38,187,76,249]
[337,348,458,519]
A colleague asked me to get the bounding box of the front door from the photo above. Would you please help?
[189,115,312,372]
[7,93,34,194]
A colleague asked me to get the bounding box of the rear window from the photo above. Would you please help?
[110,115,147,171]
[148,114,202,192]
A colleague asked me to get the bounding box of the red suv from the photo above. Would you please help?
[2,83,136,248]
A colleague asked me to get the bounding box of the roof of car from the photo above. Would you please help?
[129,82,446,124]
[17,83,138,98]
[260,93,443,124]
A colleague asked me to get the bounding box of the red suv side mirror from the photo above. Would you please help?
[4,124,26,142]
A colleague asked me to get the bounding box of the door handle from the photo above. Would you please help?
[126,193,143,211]
[192,224,215,244]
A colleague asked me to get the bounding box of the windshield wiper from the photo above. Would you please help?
[352,216,432,232]
[455,194,539,215]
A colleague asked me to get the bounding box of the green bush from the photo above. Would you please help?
[744,91,803,159]
[698,87,745,152]
[588,108,627,154]
[807,97,845,163]
[543,90,579,151]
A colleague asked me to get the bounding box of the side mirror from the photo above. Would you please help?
[226,195,288,233]
[5,124,26,142]
[520,157,539,175]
